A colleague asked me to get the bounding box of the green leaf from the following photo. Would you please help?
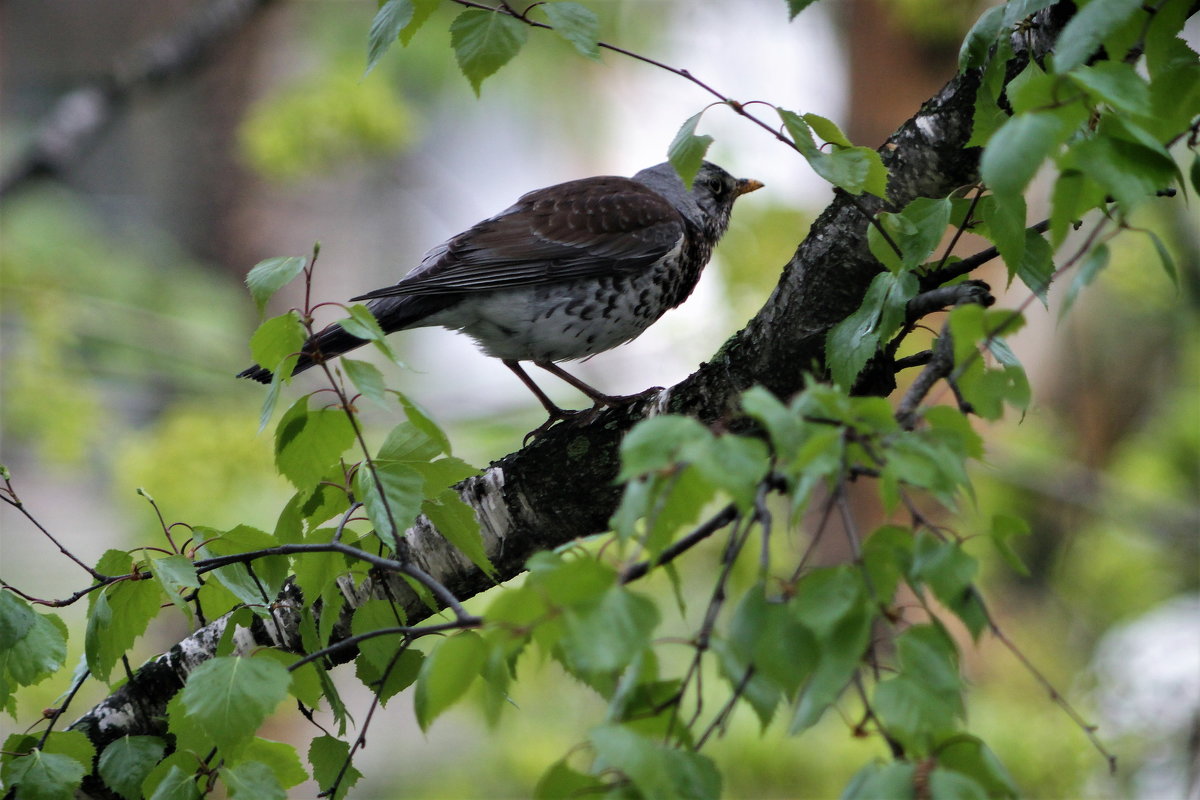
[1142,228,1179,286]
[98,735,166,800]
[790,573,872,732]
[786,0,818,20]
[423,488,493,577]
[922,405,983,460]
[398,394,452,454]
[879,197,953,271]
[355,647,423,707]
[939,736,1019,798]
[1052,0,1144,73]
[449,9,529,95]
[200,524,289,607]
[874,676,961,750]
[1016,227,1054,304]
[1049,170,1105,247]
[413,457,479,493]
[308,736,362,800]
[1069,61,1151,116]
[179,656,291,757]
[873,628,964,748]
[38,731,94,778]
[861,525,913,603]
[1,750,86,800]
[967,39,1011,146]
[897,625,961,693]
[729,583,818,696]
[338,304,400,364]
[150,554,200,613]
[741,385,801,458]
[365,0,414,76]
[400,0,439,46]
[667,112,714,189]
[801,114,887,195]
[909,534,986,636]
[824,146,889,197]
[690,435,770,510]
[929,769,990,800]
[274,398,357,492]
[341,358,390,409]
[1006,60,1058,115]
[559,586,660,675]
[249,312,306,380]
[414,631,488,730]
[534,758,606,800]
[979,192,1027,273]
[86,579,163,682]
[245,256,306,315]
[542,2,600,60]
[618,414,711,479]
[989,513,1031,577]
[1061,242,1109,317]
[221,761,285,800]
[0,590,35,649]
[803,113,851,147]
[253,651,324,709]
[778,107,818,155]
[791,566,866,636]
[354,460,424,547]
[589,724,722,800]
[777,108,887,196]
[378,420,442,462]
[258,372,284,433]
[980,112,1067,197]
[1070,136,1177,213]
[826,271,919,389]
[0,602,66,691]
[144,759,201,800]
[619,462,710,556]
[958,4,1005,71]
[842,761,916,799]
[710,638,782,728]
[528,551,615,606]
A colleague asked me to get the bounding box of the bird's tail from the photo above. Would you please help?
[236,323,369,383]
[236,294,453,384]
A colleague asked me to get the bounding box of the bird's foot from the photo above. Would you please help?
[521,390,666,445]
[523,407,579,445]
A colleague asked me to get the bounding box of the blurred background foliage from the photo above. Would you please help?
[1,0,1196,797]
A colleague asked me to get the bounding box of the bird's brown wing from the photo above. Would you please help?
[352,176,685,300]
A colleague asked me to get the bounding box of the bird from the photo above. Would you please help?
[238,161,762,430]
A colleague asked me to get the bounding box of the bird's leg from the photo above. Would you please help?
[503,359,572,420]
[532,360,623,408]
[505,360,621,443]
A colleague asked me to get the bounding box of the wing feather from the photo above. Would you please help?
[352,176,683,301]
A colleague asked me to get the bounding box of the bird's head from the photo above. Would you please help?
[633,161,762,237]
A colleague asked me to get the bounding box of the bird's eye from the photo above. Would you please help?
[706,175,726,195]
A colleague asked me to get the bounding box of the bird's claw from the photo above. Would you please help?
[521,401,615,445]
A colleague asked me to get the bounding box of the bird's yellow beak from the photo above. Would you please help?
[735,178,764,197]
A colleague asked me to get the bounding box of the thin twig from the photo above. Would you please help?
[619,503,739,584]
[981,597,1117,773]
[290,619,480,671]
[1,478,105,579]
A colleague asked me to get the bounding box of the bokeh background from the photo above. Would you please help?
[2,1,1197,797]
